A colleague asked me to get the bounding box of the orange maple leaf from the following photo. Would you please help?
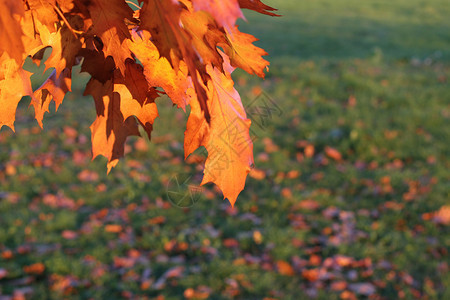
[128,30,191,109]
[33,18,81,78]
[27,0,59,32]
[220,26,270,78]
[32,69,72,128]
[85,64,158,172]
[185,55,254,206]
[139,0,211,121]
[192,0,244,31]
[86,0,135,74]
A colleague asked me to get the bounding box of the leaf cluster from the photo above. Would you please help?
[0,0,278,205]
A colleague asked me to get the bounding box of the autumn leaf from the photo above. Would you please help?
[139,0,211,121]
[0,0,25,63]
[23,263,45,275]
[434,205,450,225]
[238,0,280,16]
[27,0,59,32]
[104,224,123,233]
[83,56,159,171]
[179,9,225,69]
[61,230,78,240]
[79,49,116,83]
[219,26,269,78]
[302,268,320,282]
[0,53,34,131]
[325,146,342,161]
[86,0,135,74]
[32,69,72,128]
[33,18,82,78]
[276,260,295,276]
[185,55,254,206]
[128,29,191,109]
[139,0,183,66]
[192,0,244,31]
[113,61,160,138]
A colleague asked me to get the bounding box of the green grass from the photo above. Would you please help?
[241,0,450,62]
[1,0,449,299]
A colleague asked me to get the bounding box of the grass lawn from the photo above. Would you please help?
[0,0,449,299]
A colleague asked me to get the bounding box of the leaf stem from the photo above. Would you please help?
[51,4,83,38]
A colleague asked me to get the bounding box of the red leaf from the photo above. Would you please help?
[238,0,280,16]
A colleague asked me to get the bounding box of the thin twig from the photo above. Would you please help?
[52,4,83,38]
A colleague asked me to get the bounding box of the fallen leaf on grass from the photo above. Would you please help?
[281,188,293,199]
[61,230,78,240]
[105,224,123,233]
[223,238,240,248]
[434,205,450,225]
[304,144,315,158]
[340,290,357,300]
[296,199,320,211]
[347,95,356,107]
[1,250,13,259]
[253,230,263,244]
[164,240,188,252]
[184,286,211,299]
[325,146,342,161]
[23,263,45,275]
[286,170,300,179]
[249,168,266,180]
[0,268,8,279]
[276,260,295,276]
[331,281,347,291]
[77,170,99,182]
[114,256,135,268]
[383,201,404,211]
[302,268,319,281]
[423,205,450,225]
[148,216,166,225]
[141,279,152,290]
[309,254,322,266]
[335,255,354,267]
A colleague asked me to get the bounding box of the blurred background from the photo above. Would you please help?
[0,0,449,299]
